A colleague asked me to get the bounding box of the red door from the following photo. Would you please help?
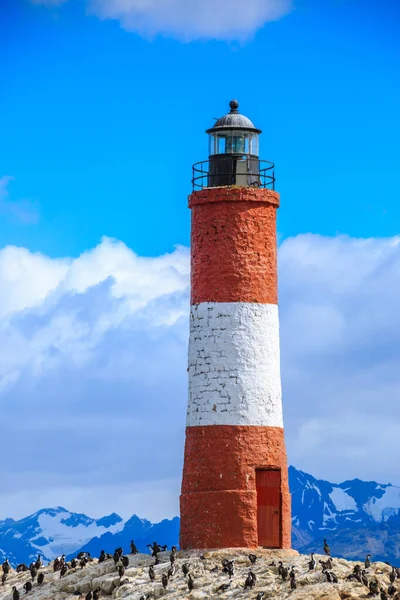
[256,469,281,547]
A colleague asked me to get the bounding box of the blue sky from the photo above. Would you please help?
[0,0,400,521]
[2,0,399,257]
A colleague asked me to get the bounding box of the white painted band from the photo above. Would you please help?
[187,302,283,427]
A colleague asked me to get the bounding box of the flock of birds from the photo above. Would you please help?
[1,537,400,599]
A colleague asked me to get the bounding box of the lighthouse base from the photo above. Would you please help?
[180,425,291,550]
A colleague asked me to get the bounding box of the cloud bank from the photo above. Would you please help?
[32,0,293,41]
[0,234,400,521]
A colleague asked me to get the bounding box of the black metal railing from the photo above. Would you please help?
[192,158,275,191]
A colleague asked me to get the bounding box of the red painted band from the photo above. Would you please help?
[190,190,278,305]
[180,425,291,550]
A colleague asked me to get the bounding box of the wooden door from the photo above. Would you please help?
[256,469,281,547]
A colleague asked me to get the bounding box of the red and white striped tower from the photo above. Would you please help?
[180,100,291,550]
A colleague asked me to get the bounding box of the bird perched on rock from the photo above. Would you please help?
[85,592,92,600]
[290,569,297,590]
[369,579,380,595]
[130,540,138,555]
[308,553,316,571]
[281,566,290,581]
[256,594,265,600]
[162,573,168,589]
[244,571,256,588]
[188,573,194,591]
[80,557,88,569]
[112,551,120,565]
[222,560,234,578]
[324,570,338,583]
[98,550,106,564]
[361,570,369,587]
[167,564,176,579]
[93,587,101,600]
[139,595,150,600]
[118,566,125,578]
[2,560,10,575]
[71,558,79,569]
[390,567,397,584]
[35,556,42,570]
[217,582,231,592]
[37,573,44,585]
[29,566,37,581]
[1,573,6,586]
[248,554,257,564]
[23,581,32,594]
[149,565,155,581]
[60,565,68,577]
[365,554,372,569]
[170,546,177,564]
[182,563,190,575]
[324,539,331,556]
[121,556,129,568]
[12,587,19,600]
[53,557,61,572]
[320,557,333,570]
[16,564,28,573]
[209,566,219,573]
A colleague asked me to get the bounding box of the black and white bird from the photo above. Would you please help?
[308,553,316,571]
[188,573,194,592]
[93,587,101,600]
[37,573,44,585]
[182,563,190,576]
[117,565,125,578]
[324,539,331,556]
[130,540,138,555]
[85,592,92,600]
[248,553,257,564]
[161,573,168,589]
[290,569,297,590]
[244,571,256,588]
[217,582,231,592]
[12,587,20,600]
[149,565,155,581]
[60,565,68,577]
[390,567,397,584]
[365,554,372,569]
[23,581,32,594]
[121,556,129,568]
[167,564,176,579]
[380,588,389,600]
[256,594,265,600]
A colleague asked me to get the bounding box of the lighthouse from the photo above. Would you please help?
[179,100,291,550]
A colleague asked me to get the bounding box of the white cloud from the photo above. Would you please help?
[0,233,400,521]
[32,0,293,41]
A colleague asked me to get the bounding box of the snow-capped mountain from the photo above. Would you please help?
[1,468,399,566]
[0,507,124,566]
[290,466,400,538]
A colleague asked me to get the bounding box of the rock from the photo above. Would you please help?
[0,549,397,600]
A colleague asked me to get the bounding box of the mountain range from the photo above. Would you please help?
[1,467,399,567]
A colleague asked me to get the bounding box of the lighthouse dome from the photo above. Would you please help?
[206,100,261,134]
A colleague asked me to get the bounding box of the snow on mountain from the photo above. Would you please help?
[290,466,400,538]
[0,507,124,566]
[1,467,400,566]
